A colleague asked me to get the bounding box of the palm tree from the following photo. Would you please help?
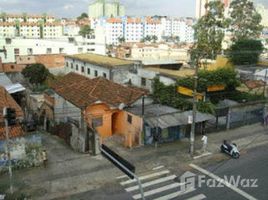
[15,20,20,36]
[22,12,27,22]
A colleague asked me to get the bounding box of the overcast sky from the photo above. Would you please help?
[0,0,267,18]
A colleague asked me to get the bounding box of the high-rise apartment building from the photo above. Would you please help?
[88,0,125,19]
[92,16,194,45]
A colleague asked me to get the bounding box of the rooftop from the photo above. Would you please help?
[126,104,179,118]
[146,67,195,78]
[66,54,135,68]
[51,72,146,109]
[0,86,24,140]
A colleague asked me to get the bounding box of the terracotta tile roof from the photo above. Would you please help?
[244,80,266,89]
[0,86,24,140]
[51,73,146,108]
[0,125,24,140]
[0,86,23,122]
[66,54,134,68]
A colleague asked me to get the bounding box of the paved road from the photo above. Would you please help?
[71,144,268,200]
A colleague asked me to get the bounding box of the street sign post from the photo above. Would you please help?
[100,144,145,200]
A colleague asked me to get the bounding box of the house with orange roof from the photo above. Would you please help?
[47,72,147,152]
[0,86,24,142]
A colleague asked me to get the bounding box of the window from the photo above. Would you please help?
[94,70,98,77]
[46,48,52,54]
[103,73,107,78]
[92,117,103,127]
[81,66,85,73]
[14,48,20,55]
[76,64,78,71]
[10,65,14,69]
[59,48,64,54]
[87,68,90,75]
[141,77,146,86]
[127,114,132,124]
[71,63,73,69]
[78,47,83,53]
[66,62,69,67]
[27,48,33,55]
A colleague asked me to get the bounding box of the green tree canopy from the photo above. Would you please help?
[22,63,50,85]
[228,0,263,41]
[77,13,88,20]
[228,39,264,65]
[177,67,240,92]
[191,0,227,60]
[118,36,126,44]
[79,25,94,37]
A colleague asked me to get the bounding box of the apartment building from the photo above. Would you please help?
[115,43,189,62]
[0,22,16,38]
[0,37,106,63]
[0,14,55,23]
[43,22,63,39]
[93,16,194,45]
[88,0,125,18]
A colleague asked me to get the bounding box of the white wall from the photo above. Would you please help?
[0,37,106,63]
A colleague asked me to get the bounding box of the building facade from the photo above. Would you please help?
[88,0,125,18]
[0,37,106,63]
[92,16,194,45]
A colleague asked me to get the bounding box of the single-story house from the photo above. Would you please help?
[126,104,215,145]
[47,72,147,152]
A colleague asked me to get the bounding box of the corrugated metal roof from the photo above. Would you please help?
[145,111,215,129]
[0,73,25,94]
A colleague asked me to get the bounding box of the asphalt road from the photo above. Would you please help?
[182,144,268,200]
[61,144,267,200]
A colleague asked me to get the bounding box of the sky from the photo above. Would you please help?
[0,0,267,18]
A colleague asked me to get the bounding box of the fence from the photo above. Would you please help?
[206,101,266,133]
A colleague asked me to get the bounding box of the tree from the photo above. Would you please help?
[79,25,94,37]
[228,39,264,65]
[77,13,88,20]
[118,36,125,44]
[191,1,226,60]
[22,12,27,22]
[22,64,50,85]
[144,35,152,42]
[152,35,158,43]
[0,12,7,22]
[228,0,263,41]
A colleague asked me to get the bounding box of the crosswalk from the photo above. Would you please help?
[116,166,207,200]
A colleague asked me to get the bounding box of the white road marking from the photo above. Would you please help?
[153,165,165,170]
[153,187,196,200]
[132,182,184,199]
[185,194,207,200]
[120,170,170,185]
[193,152,212,159]
[125,175,176,192]
[116,175,128,179]
[190,164,257,200]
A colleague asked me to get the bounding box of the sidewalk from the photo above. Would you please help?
[110,123,268,173]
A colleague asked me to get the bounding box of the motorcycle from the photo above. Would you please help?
[220,140,240,159]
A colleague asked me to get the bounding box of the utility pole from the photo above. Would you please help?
[3,107,16,194]
[190,57,200,157]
